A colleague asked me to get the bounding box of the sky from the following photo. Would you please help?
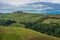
[0,0,60,6]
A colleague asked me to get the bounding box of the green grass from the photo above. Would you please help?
[1,13,60,26]
[0,13,43,27]
[0,13,43,22]
[0,13,60,40]
[42,18,60,24]
[0,27,60,40]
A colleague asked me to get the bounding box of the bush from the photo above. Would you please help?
[0,19,16,26]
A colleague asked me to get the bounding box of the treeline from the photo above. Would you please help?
[20,21,60,38]
[20,16,60,38]
[0,19,16,26]
[13,11,23,13]
[33,22,60,37]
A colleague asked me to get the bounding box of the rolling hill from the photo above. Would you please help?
[0,26,60,40]
[0,12,60,40]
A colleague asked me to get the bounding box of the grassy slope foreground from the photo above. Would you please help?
[0,27,60,40]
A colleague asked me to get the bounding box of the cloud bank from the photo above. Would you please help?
[0,0,60,6]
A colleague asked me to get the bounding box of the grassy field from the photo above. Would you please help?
[0,13,60,24]
[0,12,60,40]
[42,19,60,24]
[0,27,60,40]
[0,13,43,27]
[0,13,43,22]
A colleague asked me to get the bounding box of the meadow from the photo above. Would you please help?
[0,12,60,40]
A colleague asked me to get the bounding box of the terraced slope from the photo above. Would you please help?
[0,27,60,40]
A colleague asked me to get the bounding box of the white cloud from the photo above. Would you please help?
[0,0,60,6]
[0,0,34,6]
[38,0,60,4]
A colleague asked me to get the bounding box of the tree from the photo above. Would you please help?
[0,19,16,26]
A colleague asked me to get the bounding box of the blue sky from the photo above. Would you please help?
[0,0,60,6]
